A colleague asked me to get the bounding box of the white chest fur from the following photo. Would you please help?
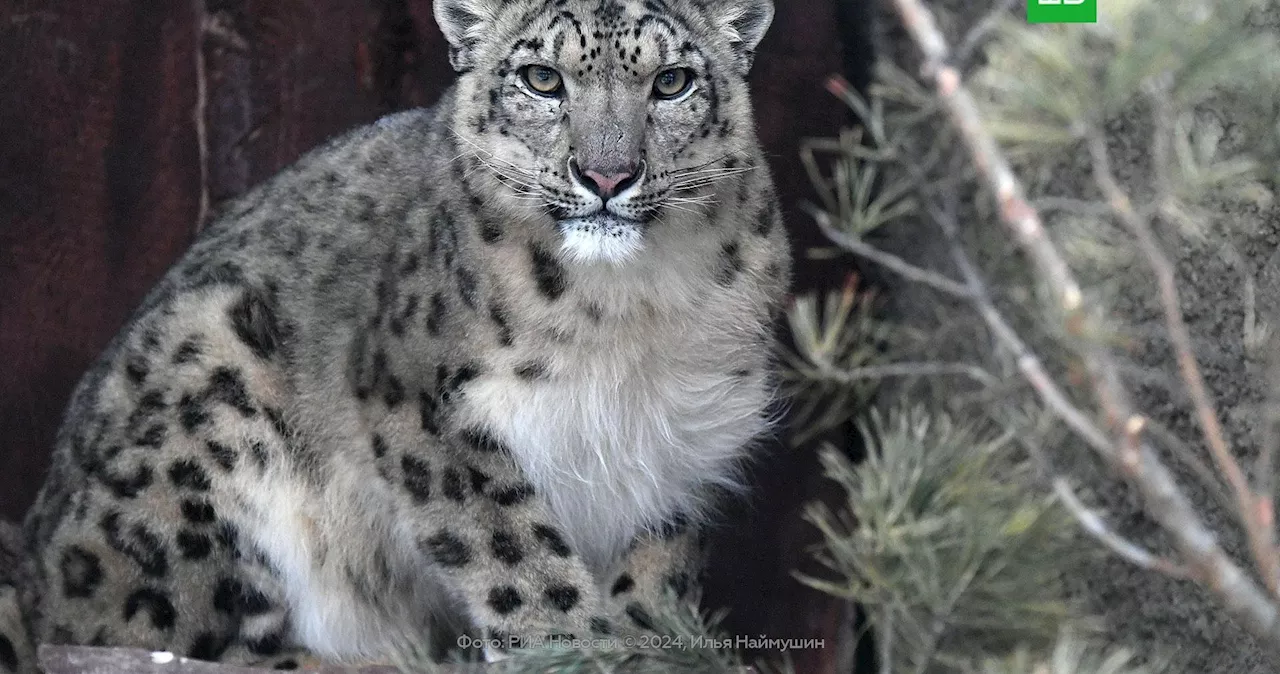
[459,320,769,570]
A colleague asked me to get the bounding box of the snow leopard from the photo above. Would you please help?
[3,0,790,669]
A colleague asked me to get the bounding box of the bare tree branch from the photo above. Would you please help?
[1050,477,1192,579]
[1014,428,1191,579]
[1031,197,1116,219]
[1087,127,1280,597]
[932,204,1116,459]
[803,204,973,298]
[799,360,1000,387]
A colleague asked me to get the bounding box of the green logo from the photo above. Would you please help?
[1026,0,1097,23]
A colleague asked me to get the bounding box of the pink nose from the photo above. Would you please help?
[582,169,635,199]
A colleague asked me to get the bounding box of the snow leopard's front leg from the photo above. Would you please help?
[404,430,616,647]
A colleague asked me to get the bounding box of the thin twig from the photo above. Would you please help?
[1144,75,1177,207]
[1151,82,1279,595]
[1087,127,1279,596]
[1050,477,1192,579]
[888,0,1280,647]
[1014,429,1192,579]
[858,116,1122,461]
[803,361,1000,387]
[932,187,1115,459]
[1031,197,1116,218]
[804,205,972,299]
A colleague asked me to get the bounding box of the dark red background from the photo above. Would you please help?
[0,1,870,671]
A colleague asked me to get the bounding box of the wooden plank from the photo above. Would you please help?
[39,646,410,674]
[38,645,760,674]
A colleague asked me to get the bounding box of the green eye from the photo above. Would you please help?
[522,66,564,96]
[653,68,692,99]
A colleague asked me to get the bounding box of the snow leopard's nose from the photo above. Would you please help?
[570,157,643,201]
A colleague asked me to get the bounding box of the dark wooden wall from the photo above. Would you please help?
[0,1,867,671]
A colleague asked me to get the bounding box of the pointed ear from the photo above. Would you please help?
[708,0,774,72]
[433,0,501,71]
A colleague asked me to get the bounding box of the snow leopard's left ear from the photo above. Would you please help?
[433,0,503,71]
[705,0,774,73]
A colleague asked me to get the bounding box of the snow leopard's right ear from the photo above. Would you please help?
[704,0,774,73]
[433,0,502,72]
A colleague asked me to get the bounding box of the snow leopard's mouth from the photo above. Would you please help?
[556,214,647,265]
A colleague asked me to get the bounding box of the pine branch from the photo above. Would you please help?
[803,204,971,298]
[799,406,1088,672]
[974,628,1160,674]
[885,0,1280,651]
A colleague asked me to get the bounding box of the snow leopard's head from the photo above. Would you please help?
[438,0,773,264]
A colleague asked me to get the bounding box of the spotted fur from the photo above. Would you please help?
[1,522,33,674]
[10,0,789,667]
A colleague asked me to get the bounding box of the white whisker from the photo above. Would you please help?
[670,166,757,179]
